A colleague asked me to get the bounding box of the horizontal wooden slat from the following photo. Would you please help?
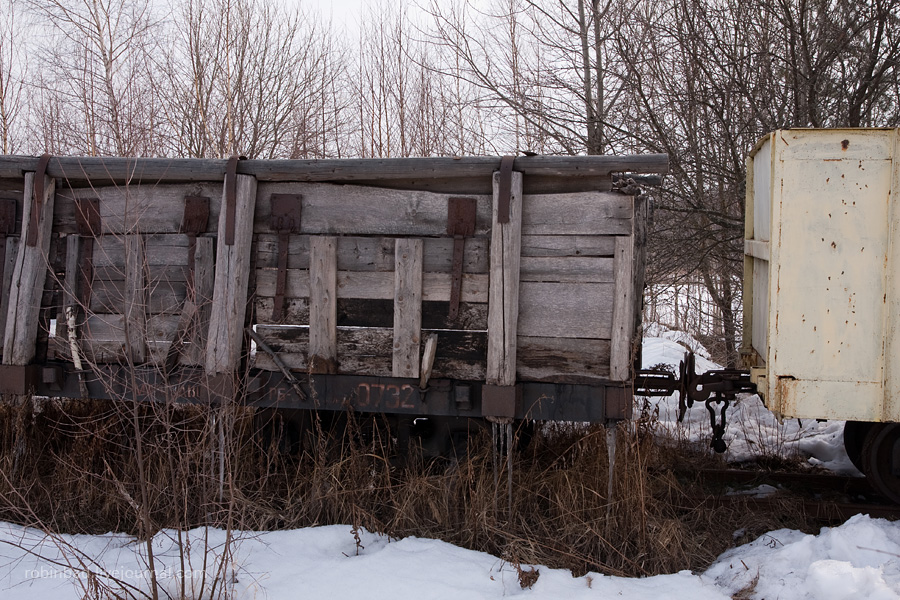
[519,256,615,283]
[517,282,614,338]
[92,234,197,267]
[255,297,488,330]
[254,234,489,273]
[255,269,489,302]
[93,265,188,284]
[89,279,188,315]
[256,183,493,236]
[1,154,667,185]
[253,326,487,380]
[81,313,180,342]
[55,185,222,235]
[517,337,611,383]
[521,235,617,257]
[53,338,201,366]
[523,193,633,235]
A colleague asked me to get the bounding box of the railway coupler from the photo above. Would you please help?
[635,351,757,453]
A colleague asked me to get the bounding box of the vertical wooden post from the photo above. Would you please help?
[188,237,215,365]
[124,234,147,364]
[393,238,423,378]
[3,172,55,365]
[205,174,257,376]
[309,236,338,373]
[486,170,523,386]
[0,236,18,352]
[610,234,635,381]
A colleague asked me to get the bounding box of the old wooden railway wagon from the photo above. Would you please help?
[0,154,667,440]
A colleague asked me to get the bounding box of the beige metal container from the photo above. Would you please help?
[743,129,899,422]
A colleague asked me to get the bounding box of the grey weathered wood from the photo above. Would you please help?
[420,333,438,388]
[0,236,18,348]
[520,235,617,257]
[253,325,487,381]
[392,238,423,378]
[257,183,493,237]
[190,236,215,363]
[3,173,55,365]
[517,282,615,339]
[205,174,257,375]
[517,337,612,383]
[308,236,338,373]
[92,234,196,267]
[486,170,524,386]
[90,279,184,315]
[519,256,615,283]
[63,235,82,310]
[609,235,635,381]
[123,235,147,364]
[254,234,490,273]
[56,185,223,235]
[0,154,668,184]
[522,192,633,236]
[255,269,489,303]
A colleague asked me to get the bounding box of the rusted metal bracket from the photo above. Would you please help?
[269,194,302,321]
[497,155,516,224]
[181,196,210,298]
[447,197,476,320]
[26,153,51,247]
[74,197,101,308]
[224,155,241,245]
[482,384,519,419]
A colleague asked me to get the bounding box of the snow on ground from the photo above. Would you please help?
[0,333,895,600]
[1,517,899,600]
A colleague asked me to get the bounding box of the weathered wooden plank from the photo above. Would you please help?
[254,234,490,273]
[94,265,187,284]
[308,236,338,373]
[517,282,615,339]
[123,235,147,363]
[520,235,617,257]
[255,297,488,330]
[92,234,196,267]
[90,278,185,315]
[519,256,615,283]
[205,174,257,375]
[253,325,487,380]
[3,173,55,365]
[0,236,18,349]
[609,236,635,381]
[55,185,223,235]
[257,183,493,237]
[393,239,423,378]
[81,313,181,341]
[486,170,523,386]
[188,236,215,364]
[255,269,489,303]
[523,193,633,235]
[517,337,611,384]
[1,154,667,184]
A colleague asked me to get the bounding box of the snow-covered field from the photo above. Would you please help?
[0,334,897,600]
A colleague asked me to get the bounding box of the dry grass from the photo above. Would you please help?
[0,395,820,578]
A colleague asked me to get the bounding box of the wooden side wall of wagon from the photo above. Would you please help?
[0,154,666,424]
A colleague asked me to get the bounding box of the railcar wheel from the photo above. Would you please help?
[843,421,872,473]
[862,423,900,505]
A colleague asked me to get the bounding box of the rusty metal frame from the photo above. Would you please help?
[446,197,477,320]
[269,194,302,321]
